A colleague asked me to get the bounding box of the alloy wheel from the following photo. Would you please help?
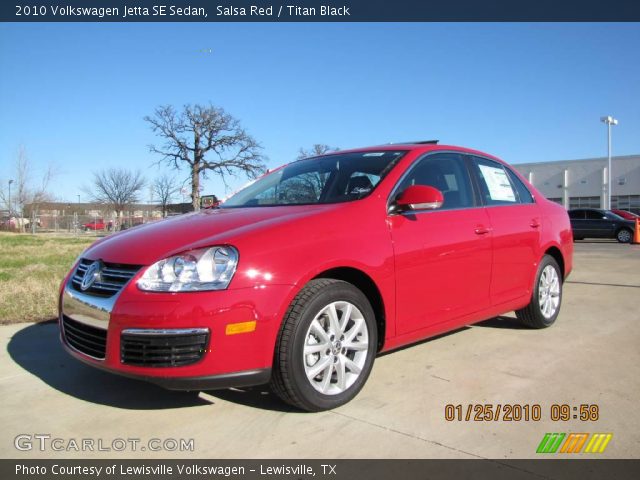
[538,265,560,319]
[303,301,369,395]
[618,230,631,243]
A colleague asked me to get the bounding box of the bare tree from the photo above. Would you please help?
[152,174,179,218]
[0,146,55,232]
[296,144,338,160]
[145,104,266,211]
[86,168,145,230]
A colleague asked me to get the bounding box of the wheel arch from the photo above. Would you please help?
[313,267,386,352]
[615,225,633,238]
[544,245,565,281]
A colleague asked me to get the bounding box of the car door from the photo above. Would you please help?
[388,152,492,335]
[470,156,541,306]
[584,209,615,238]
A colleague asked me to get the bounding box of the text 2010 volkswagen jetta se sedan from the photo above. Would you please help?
[59,142,573,411]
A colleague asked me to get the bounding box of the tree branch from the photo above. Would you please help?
[145,103,266,210]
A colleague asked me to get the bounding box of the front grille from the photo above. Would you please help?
[62,315,107,359]
[121,330,209,367]
[71,259,141,297]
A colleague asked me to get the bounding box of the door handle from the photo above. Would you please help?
[530,219,541,229]
[475,226,491,235]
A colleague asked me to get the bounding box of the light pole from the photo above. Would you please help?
[600,115,618,210]
[7,179,13,216]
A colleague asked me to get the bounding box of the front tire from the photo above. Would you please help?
[516,255,563,329]
[271,279,377,412]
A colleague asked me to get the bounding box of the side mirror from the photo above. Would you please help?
[395,185,444,211]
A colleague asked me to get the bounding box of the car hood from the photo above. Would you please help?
[84,206,336,265]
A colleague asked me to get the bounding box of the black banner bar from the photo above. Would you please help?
[2,460,640,480]
[3,0,640,22]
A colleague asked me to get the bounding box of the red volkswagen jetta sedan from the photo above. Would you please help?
[59,143,573,411]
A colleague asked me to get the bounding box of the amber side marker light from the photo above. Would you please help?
[225,321,257,335]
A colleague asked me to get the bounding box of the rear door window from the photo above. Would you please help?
[472,157,518,206]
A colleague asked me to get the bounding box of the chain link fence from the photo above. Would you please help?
[0,212,164,236]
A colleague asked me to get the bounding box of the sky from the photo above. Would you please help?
[1,22,639,203]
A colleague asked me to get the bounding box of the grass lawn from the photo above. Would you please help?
[0,233,95,324]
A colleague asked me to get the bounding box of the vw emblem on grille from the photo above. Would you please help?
[81,260,103,291]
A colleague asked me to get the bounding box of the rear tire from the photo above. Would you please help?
[270,279,377,412]
[516,255,562,329]
[616,228,632,243]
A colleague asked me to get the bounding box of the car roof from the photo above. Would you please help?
[320,143,503,162]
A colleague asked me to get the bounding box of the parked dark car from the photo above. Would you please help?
[568,208,635,243]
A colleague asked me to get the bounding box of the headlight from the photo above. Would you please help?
[137,246,239,292]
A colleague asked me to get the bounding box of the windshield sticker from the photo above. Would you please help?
[363,152,385,157]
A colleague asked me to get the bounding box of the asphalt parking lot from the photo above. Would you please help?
[1,241,639,459]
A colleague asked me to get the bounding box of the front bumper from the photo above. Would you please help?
[59,278,294,390]
[63,343,272,390]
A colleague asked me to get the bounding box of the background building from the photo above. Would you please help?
[513,155,640,213]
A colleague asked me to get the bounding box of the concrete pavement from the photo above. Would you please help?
[1,241,639,459]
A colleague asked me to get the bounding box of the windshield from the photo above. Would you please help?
[606,212,626,221]
[221,150,406,208]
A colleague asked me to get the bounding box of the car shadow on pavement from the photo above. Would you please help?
[7,322,212,410]
[6,318,528,413]
[202,388,298,413]
[473,315,529,329]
